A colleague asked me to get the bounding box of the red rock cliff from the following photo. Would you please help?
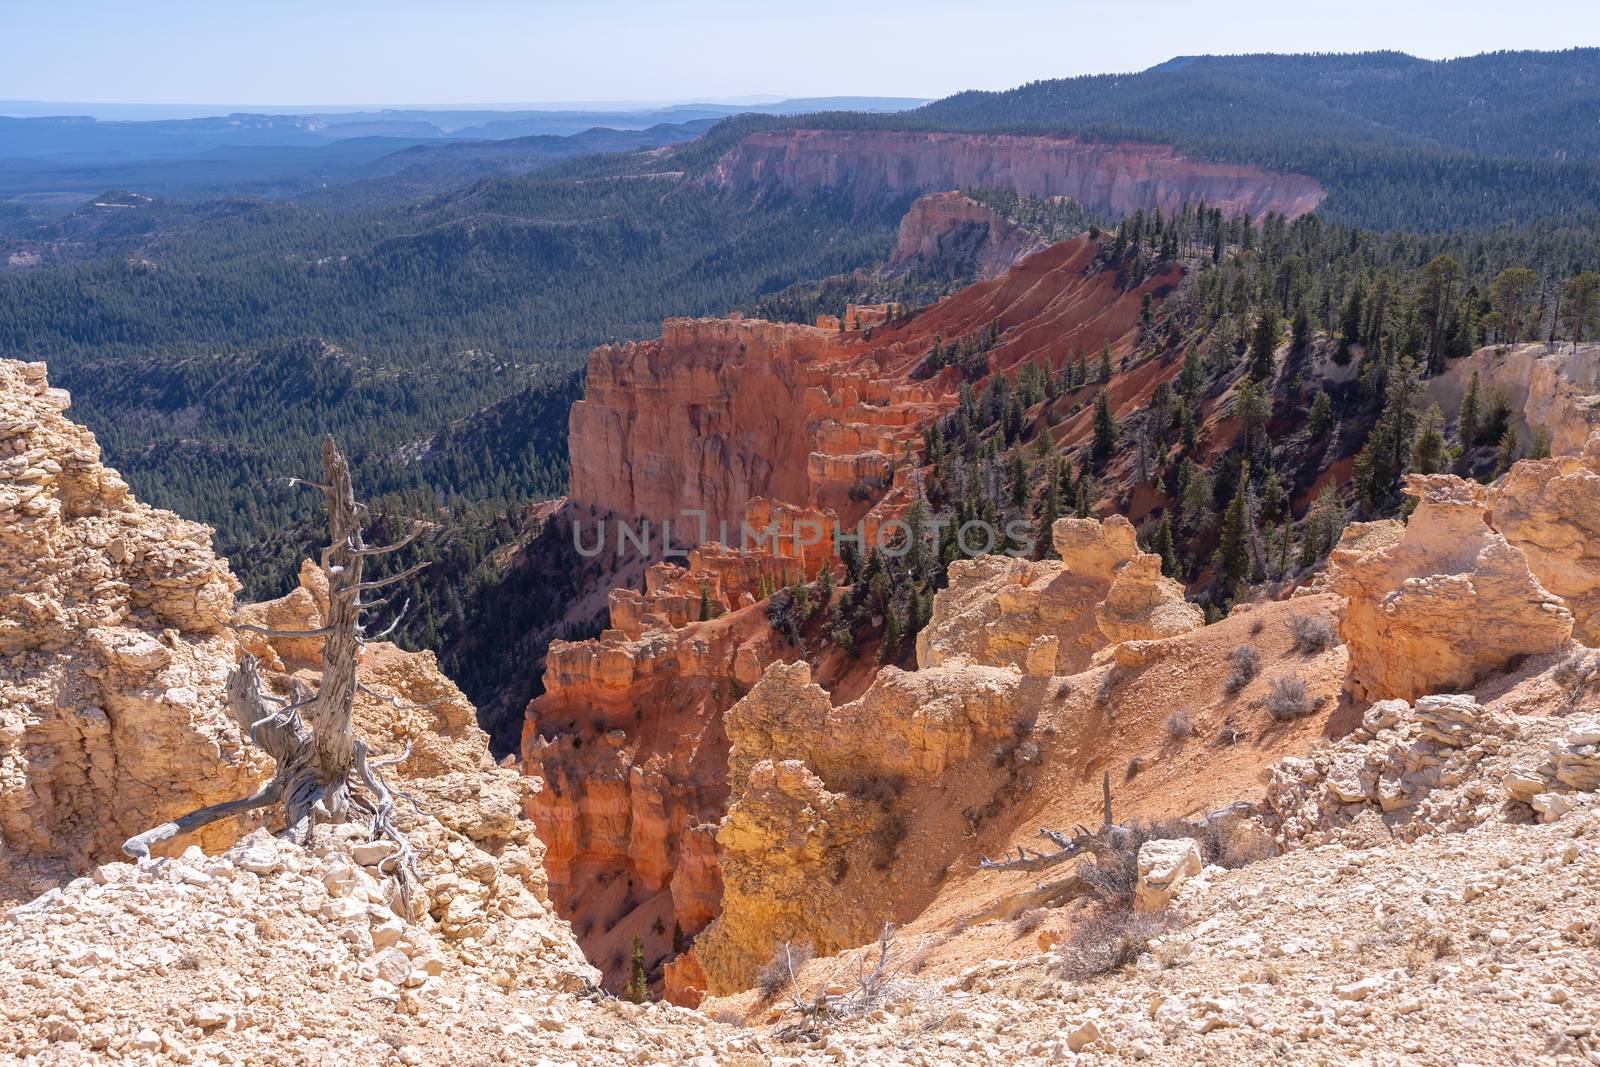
[533,236,1184,1002]
[707,129,1326,220]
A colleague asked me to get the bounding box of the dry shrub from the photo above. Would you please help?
[1125,755,1146,780]
[869,811,909,870]
[1223,644,1262,695]
[1012,908,1048,936]
[1164,709,1193,740]
[1077,825,1153,908]
[1289,614,1336,654]
[1053,908,1171,981]
[756,942,813,1001]
[1265,675,1315,720]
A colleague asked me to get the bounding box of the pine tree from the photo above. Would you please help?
[1529,425,1553,460]
[1338,285,1364,351]
[1006,449,1028,509]
[1215,463,1254,601]
[1152,514,1178,578]
[1036,457,1061,559]
[1411,404,1448,474]
[1177,345,1204,398]
[1307,389,1334,438]
[1180,463,1216,534]
[1098,343,1113,384]
[1495,425,1521,475]
[1260,470,1287,520]
[840,540,861,586]
[815,562,833,607]
[1248,307,1280,382]
[1091,391,1118,466]
[698,582,713,622]
[1074,474,1092,518]
[627,935,648,1003]
[1354,355,1421,508]
[1290,303,1312,353]
[878,607,902,664]
[1457,370,1483,449]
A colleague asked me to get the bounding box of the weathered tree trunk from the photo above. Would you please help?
[124,437,428,906]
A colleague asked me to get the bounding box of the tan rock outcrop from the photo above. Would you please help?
[1491,434,1600,643]
[1266,693,1521,846]
[707,129,1327,220]
[0,360,261,893]
[1134,837,1203,912]
[916,515,1200,674]
[888,190,1045,281]
[1423,341,1600,458]
[693,659,1037,994]
[1330,474,1573,702]
[0,359,593,991]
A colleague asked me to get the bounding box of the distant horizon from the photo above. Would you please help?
[7,43,1599,122]
[0,95,931,122]
[5,0,1597,111]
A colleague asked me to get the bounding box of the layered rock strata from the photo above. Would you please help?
[707,130,1327,220]
[689,515,1205,995]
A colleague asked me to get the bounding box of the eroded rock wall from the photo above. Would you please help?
[690,515,1207,995]
[1423,342,1600,457]
[707,130,1327,220]
[0,360,259,894]
[889,190,1045,281]
[1331,474,1574,702]
[1491,433,1600,644]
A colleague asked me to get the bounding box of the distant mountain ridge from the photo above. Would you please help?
[0,97,927,160]
[686,49,1600,230]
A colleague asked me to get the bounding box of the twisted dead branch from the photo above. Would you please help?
[124,437,427,912]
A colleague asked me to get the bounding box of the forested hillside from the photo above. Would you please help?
[0,153,909,597]
[708,50,1600,231]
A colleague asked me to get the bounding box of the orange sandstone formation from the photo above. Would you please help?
[536,236,1181,997]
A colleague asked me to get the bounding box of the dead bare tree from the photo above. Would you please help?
[776,923,914,1040]
[124,437,429,908]
[976,771,1126,874]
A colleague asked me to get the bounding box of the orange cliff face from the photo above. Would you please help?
[706,129,1327,221]
[525,235,1184,1001]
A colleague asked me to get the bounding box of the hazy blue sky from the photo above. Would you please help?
[4,0,1599,107]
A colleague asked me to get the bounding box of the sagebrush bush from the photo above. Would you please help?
[1164,710,1193,740]
[1223,644,1262,695]
[1054,908,1171,980]
[1265,675,1315,720]
[1289,614,1336,654]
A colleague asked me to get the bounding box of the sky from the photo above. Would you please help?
[3,0,1599,110]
